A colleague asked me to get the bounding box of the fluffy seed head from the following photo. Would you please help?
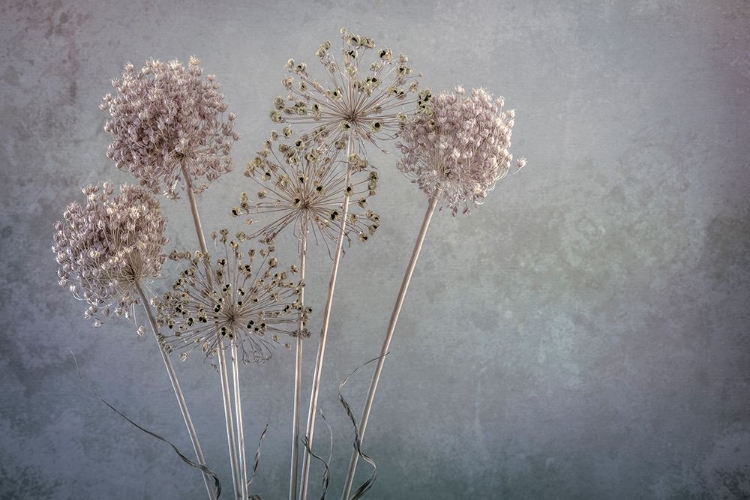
[397,86,524,215]
[101,56,239,199]
[52,183,168,326]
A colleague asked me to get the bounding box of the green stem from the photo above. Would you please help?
[134,280,216,500]
[340,190,441,500]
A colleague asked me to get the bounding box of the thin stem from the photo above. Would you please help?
[290,230,308,500]
[182,165,211,265]
[299,136,354,500]
[134,280,216,500]
[340,190,441,500]
[231,341,249,500]
[181,164,242,500]
[217,339,242,499]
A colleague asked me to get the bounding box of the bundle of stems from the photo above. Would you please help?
[53,33,524,500]
[183,169,248,500]
[134,279,217,500]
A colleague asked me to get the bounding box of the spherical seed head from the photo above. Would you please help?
[397,87,521,215]
[158,232,301,363]
[52,183,168,325]
[240,132,380,246]
[272,28,423,157]
[102,57,239,199]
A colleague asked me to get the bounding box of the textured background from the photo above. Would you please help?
[1,0,749,499]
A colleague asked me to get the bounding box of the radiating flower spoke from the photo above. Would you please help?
[157,230,302,363]
[270,28,427,158]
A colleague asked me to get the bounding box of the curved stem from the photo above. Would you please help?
[299,137,354,500]
[340,190,441,500]
[134,280,216,500]
[290,230,307,500]
[181,164,242,500]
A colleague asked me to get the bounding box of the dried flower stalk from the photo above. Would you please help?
[342,86,525,498]
[298,134,354,500]
[52,183,216,499]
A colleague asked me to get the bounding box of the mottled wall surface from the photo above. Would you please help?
[1,0,749,499]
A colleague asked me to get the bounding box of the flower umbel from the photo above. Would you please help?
[397,86,525,215]
[240,132,380,246]
[271,28,428,156]
[102,56,239,199]
[52,183,168,326]
[158,230,303,363]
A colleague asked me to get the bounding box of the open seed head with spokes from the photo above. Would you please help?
[270,28,430,158]
[239,131,380,250]
[156,230,303,363]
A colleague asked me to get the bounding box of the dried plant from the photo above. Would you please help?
[397,86,525,215]
[54,30,527,500]
[270,28,428,157]
[268,27,427,500]
[102,56,239,199]
[157,229,302,363]
[341,85,525,499]
[52,182,217,499]
[52,182,167,327]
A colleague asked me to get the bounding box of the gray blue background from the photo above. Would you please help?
[2,0,749,498]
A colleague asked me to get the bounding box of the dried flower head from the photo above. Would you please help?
[397,86,525,215]
[52,183,168,326]
[101,56,239,199]
[239,131,380,246]
[270,28,428,156]
[157,230,303,363]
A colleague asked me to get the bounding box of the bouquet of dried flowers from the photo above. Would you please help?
[52,28,524,500]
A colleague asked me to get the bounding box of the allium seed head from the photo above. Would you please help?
[157,232,301,363]
[397,87,524,215]
[240,131,380,247]
[272,28,425,158]
[52,183,168,326]
[102,57,238,199]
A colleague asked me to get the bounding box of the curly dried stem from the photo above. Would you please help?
[134,280,216,500]
[340,189,441,500]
